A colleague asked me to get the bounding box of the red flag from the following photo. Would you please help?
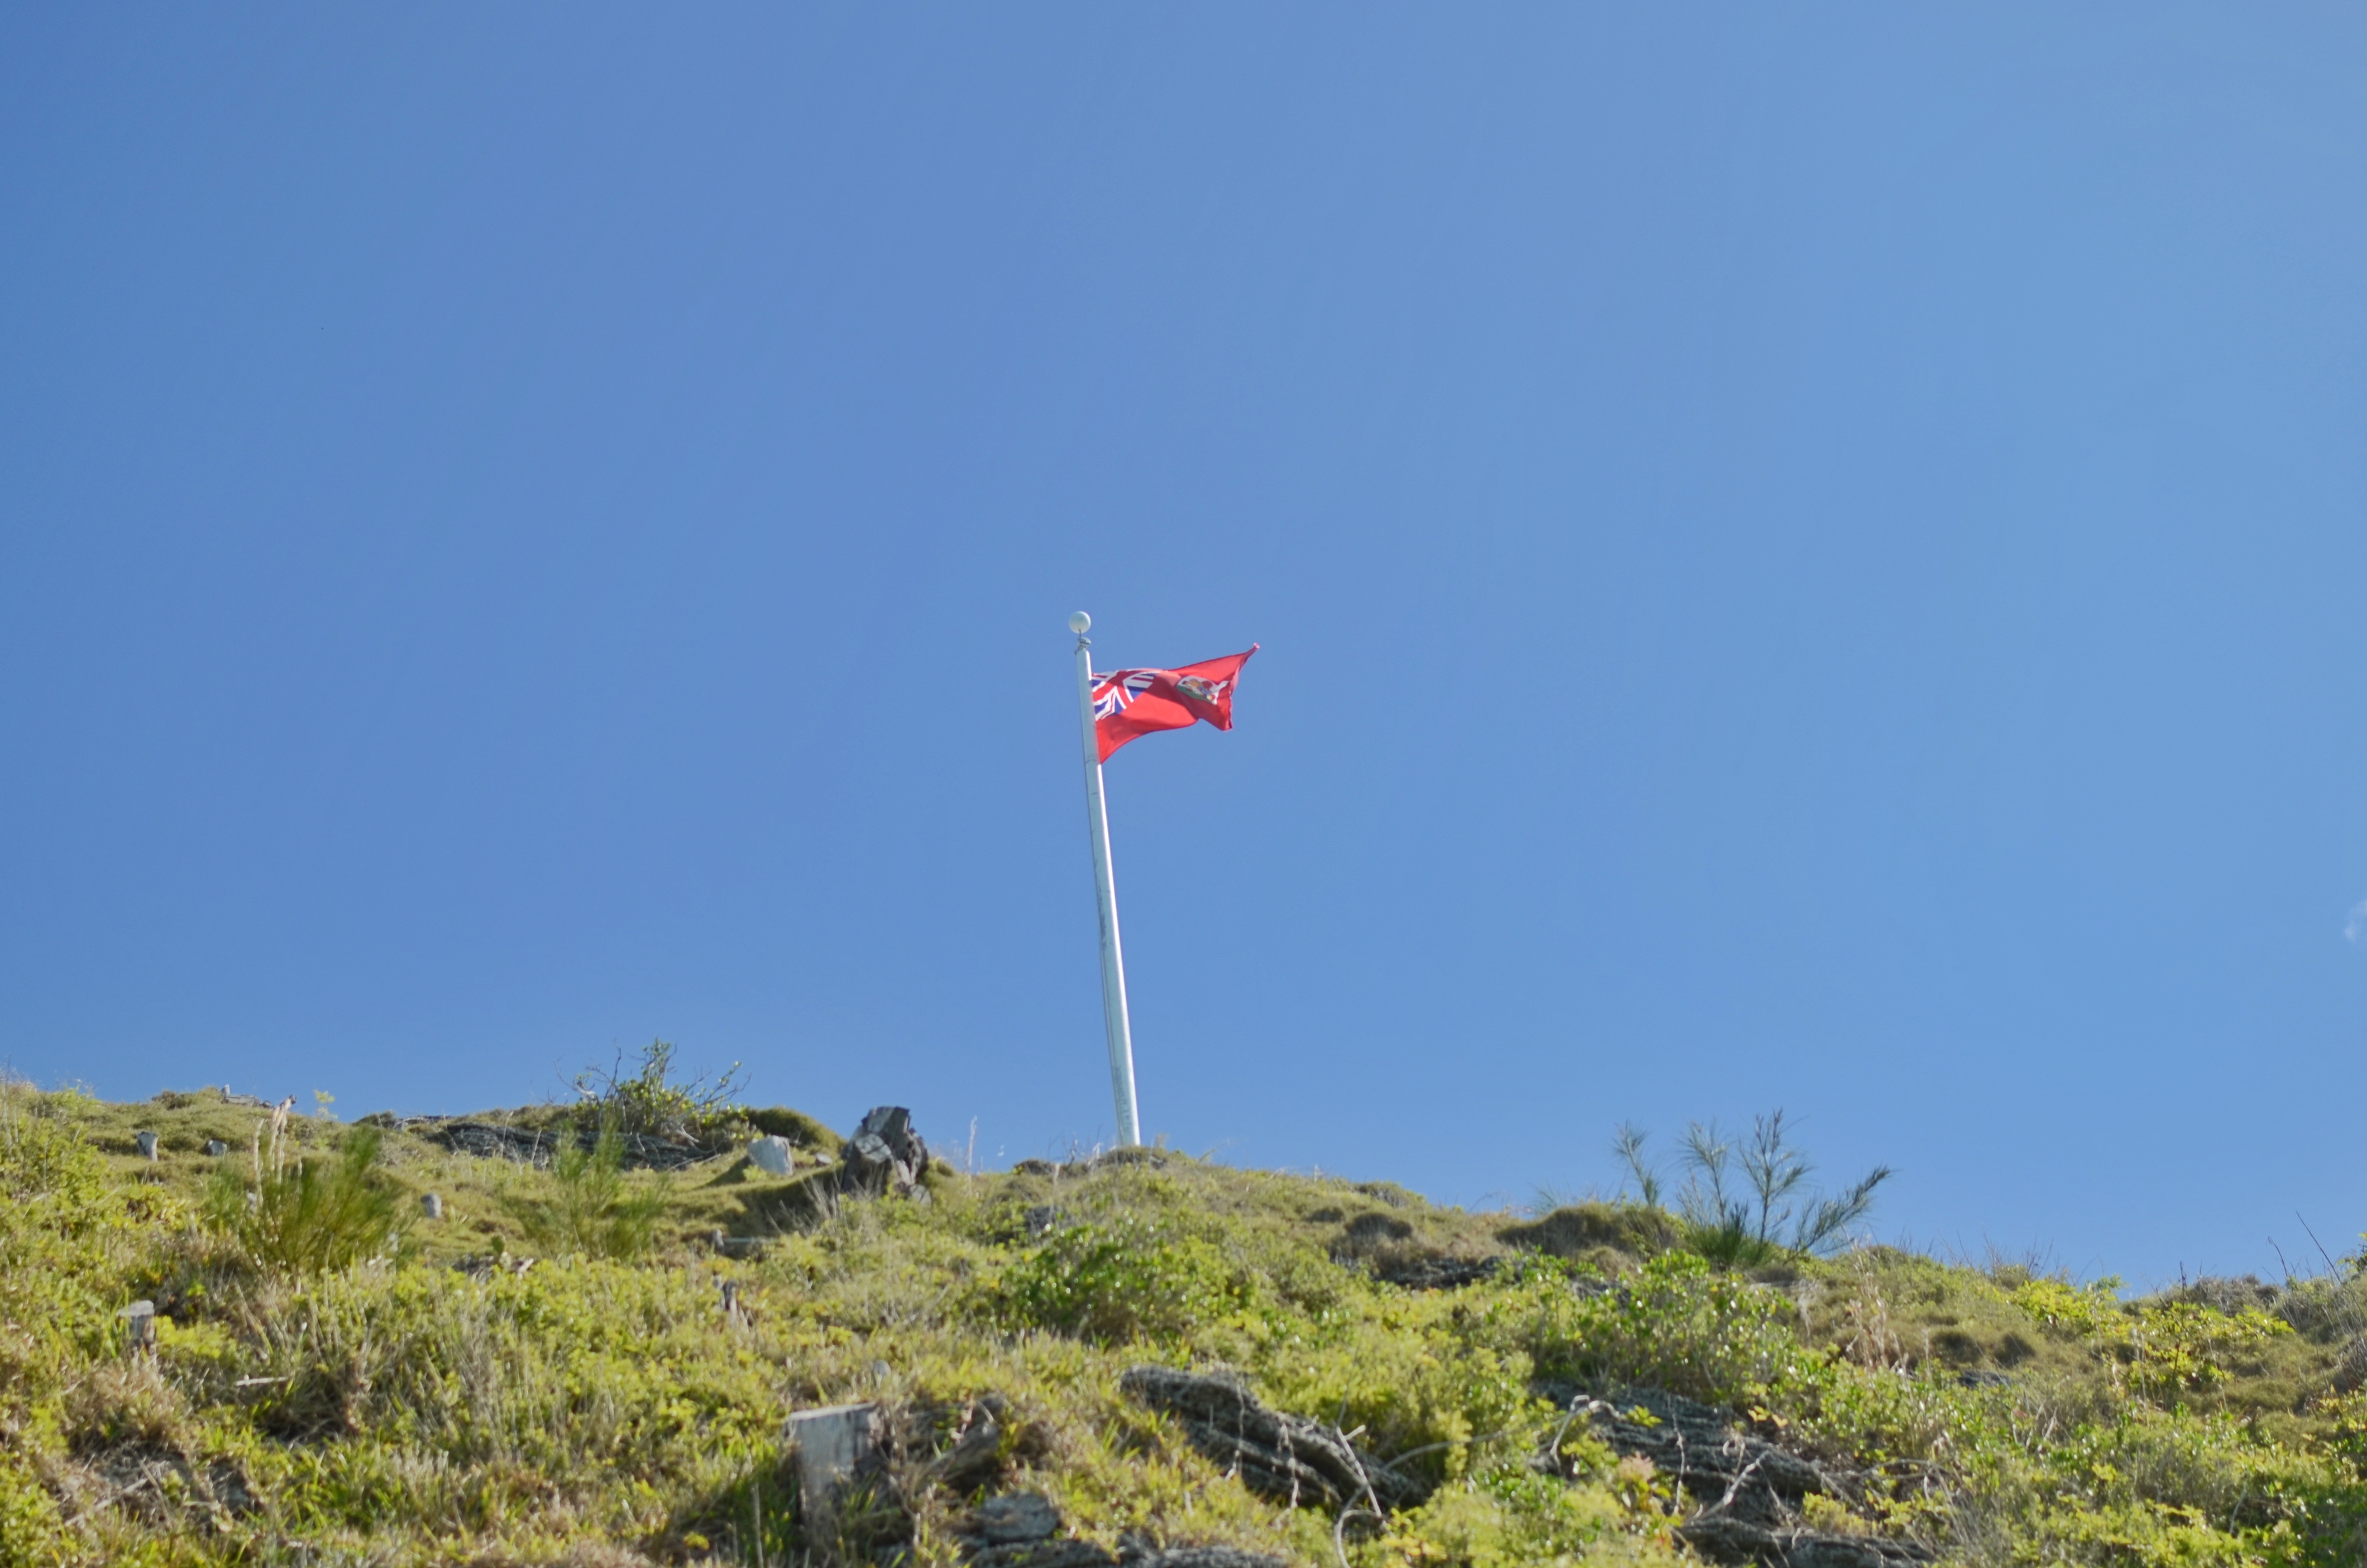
[1089,646,1257,762]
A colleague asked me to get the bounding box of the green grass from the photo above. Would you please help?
[508,1124,671,1262]
[3,1081,2365,1567]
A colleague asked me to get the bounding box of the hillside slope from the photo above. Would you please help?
[2,1082,2363,1568]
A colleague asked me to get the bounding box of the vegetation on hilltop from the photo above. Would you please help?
[2,1070,2364,1568]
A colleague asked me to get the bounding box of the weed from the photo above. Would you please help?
[1617,1111,1891,1265]
[1610,1122,1661,1210]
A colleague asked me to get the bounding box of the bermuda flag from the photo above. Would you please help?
[1089,646,1257,762]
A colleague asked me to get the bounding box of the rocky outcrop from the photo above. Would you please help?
[1371,1255,1499,1290]
[413,1119,713,1171]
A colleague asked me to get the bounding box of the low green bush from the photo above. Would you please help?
[2012,1277,2296,1404]
[1510,1252,1811,1406]
[991,1214,1247,1346]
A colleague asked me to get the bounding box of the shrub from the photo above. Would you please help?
[1513,1252,1812,1405]
[570,1038,746,1150]
[12,1083,2367,1568]
[203,1121,409,1277]
[1374,1469,1646,1568]
[744,1104,841,1155]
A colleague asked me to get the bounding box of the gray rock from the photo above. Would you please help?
[425,1119,709,1171]
[976,1493,1061,1544]
[1120,1365,1417,1511]
[1598,1387,1837,1513]
[134,1130,159,1160]
[421,1192,444,1220]
[933,1408,1006,1492]
[204,1140,229,1158]
[1373,1256,1499,1290]
[747,1134,795,1175]
[840,1106,929,1195]
[785,1401,882,1513]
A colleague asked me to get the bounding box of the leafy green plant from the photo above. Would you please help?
[203,1120,409,1276]
[508,1122,669,1260]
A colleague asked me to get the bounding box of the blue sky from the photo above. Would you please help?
[4,6,2364,1285]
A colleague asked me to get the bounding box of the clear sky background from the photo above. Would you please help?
[4,6,2364,1286]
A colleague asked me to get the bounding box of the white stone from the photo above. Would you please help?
[422,1192,444,1220]
[786,1402,881,1510]
[747,1135,795,1176]
[134,1131,159,1160]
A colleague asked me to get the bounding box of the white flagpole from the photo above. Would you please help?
[1069,611,1142,1146]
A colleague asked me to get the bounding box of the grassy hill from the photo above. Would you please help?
[3,1073,2364,1568]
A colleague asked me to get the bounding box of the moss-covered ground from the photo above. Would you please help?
[4,1082,2365,1567]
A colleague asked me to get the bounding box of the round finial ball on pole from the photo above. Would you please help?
[1068,611,1092,634]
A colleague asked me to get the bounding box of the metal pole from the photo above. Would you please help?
[1070,612,1141,1145]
